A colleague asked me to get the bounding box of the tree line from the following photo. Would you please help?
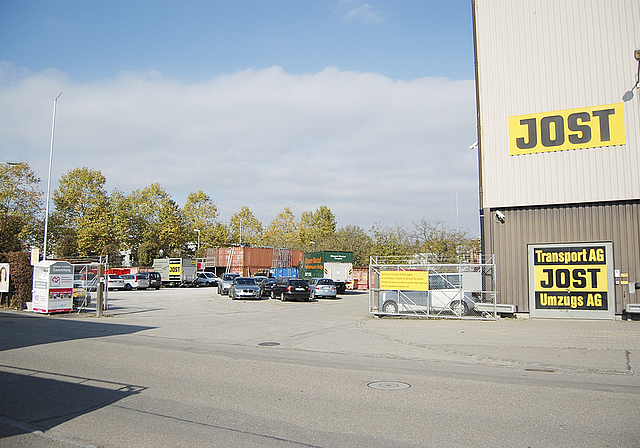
[1,164,479,266]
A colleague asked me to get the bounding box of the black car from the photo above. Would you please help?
[143,272,162,290]
[271,278,311,302]
[259,278,277,297]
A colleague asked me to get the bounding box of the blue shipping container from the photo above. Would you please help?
[269,267,298,279]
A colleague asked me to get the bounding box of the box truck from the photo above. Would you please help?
[299,251,353,294]
[152,258,197,287]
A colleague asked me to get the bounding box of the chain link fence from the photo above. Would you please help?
[369,256,499,320]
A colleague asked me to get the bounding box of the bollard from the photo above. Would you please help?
[97,264,104,317]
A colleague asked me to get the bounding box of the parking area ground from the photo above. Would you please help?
[1,286,639,447]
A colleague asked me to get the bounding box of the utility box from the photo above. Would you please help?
[32,260,74,313]
[300,251,353,294]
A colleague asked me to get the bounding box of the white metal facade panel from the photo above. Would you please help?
[475,0,640,208]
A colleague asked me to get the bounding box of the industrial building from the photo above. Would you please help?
[473,0,640,318]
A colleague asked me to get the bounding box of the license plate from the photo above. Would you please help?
[295,287,304,291]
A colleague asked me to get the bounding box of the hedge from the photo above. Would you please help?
[0,252,32,310]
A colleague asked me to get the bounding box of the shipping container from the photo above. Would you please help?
[269,267,298,279]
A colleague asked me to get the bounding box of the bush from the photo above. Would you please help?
[0,252,33,310]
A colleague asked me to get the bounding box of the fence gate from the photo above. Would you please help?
[369,256,498,320]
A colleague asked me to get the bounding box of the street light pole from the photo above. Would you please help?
[43,92,62,260]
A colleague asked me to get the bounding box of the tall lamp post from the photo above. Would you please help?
[43,92,62,261]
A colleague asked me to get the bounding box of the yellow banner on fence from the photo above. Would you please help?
[380,271,429,291]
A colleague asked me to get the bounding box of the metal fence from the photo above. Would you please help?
[369,256,498,320]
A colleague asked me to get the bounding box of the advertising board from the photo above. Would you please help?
[380,271,429,291]
[509,103,625,156]
[528,242,614,319]
[0,263,8,293]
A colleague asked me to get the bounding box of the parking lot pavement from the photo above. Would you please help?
[2,287,640,448]
[58,287,640,374]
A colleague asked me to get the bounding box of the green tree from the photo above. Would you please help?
[228,206,262,246]
[298,205,336,251]
[411,218,478,262]
[0,162,43,251]
[137,241,159,266]
[261,207,298,248]
[182,190,221,256]
[156,198,188,257]
[369,223,411,259]
[111,183,185,263]
[51,167,116,258]
[333,224,372,266]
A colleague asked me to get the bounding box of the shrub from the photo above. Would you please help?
[0,252,33,310]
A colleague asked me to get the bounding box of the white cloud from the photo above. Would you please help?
[337,0,385,23]
[0,62,479,233]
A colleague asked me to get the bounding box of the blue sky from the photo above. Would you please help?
[0,1,479,234]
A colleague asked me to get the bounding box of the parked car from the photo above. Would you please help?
[73,274,97,291]
[121,274,149,290]
[308,278,337,299]
[139,272,161,290]
[195,272,218,287]
[230,277,261,300]
[271,278,311,302]
[107,274,125,291]
[218,273,240,295]
[378,273,478,316]
[259,278,277,297]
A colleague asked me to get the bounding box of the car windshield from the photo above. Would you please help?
[236,278,255,285]
[222,274,238,280]
[317,279,334,285]
[290,280,307,287]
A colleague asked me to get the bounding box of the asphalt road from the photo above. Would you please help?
[1,287,638,447]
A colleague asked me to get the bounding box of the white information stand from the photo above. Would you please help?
[32,260,74,314]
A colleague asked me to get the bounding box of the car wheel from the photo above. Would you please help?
[280,291,286,301]
[450,300,468,316]
[382,300,398,314]
[124,284,132,291]
[271,290,276,299]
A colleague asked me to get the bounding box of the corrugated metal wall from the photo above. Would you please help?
[484,201,640,313]
[475,0,640,209]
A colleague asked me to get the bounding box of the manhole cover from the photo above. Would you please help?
[258,342,280,347]
[368,381,411,390]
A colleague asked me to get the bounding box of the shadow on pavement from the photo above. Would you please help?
[0,309,153,352]
[0,366,146,440]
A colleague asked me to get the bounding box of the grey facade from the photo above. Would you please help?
[473,0,640,316]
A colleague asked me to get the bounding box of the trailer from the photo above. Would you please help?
[152,258,197,287]
[299,251,353,294]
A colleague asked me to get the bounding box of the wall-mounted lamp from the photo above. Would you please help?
[622,49,640,102]
[494,210,506,224]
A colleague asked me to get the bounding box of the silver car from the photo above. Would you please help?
[121,274,149,290]
[107,275,125,291]
[218,273,240,295]
[308,278,337,299]
[230,277,261,300]
[378,273,478,316]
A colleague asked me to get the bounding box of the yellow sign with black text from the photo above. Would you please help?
[380,271,429,291]
[529,243,614,318]
[509,103,625,155]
